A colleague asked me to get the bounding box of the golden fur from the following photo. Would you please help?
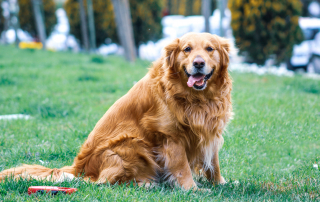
[0,33,233,190]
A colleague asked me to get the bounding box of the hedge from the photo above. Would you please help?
[229,0,304,65]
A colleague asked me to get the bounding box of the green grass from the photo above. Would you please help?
[0,45,319,201]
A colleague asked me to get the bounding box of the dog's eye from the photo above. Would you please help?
[206,47,214,52]
[184,47,191,52]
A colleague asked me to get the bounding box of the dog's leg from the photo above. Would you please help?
[163,139,197,190]
[204,141,226,185]
[95,137,158,185]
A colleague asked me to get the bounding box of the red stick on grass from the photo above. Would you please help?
[28,186,77,195]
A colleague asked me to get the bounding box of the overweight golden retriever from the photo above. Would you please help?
[0,33,233,190]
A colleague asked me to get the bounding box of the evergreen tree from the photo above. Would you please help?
[229,0,304,65]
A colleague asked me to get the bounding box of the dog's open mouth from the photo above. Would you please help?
[184,68,214,90]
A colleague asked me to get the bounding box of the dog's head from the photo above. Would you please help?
[164,33,231,91]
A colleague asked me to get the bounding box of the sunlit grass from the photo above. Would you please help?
[0,45,319,201]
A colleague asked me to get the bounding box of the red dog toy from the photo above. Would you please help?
[28,186,77,195]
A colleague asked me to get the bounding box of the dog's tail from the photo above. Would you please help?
[0,164,76,182]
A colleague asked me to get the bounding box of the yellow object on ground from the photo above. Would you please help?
[19,42,43,50]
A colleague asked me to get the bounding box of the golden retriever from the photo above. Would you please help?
[0,33,233,190]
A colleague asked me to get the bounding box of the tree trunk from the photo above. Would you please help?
[3,14,9,44]
[201,0,211,33]
[176,0,181,15]
[111,0,136,62]
[86,0,96,51]
[186,0,194,16]
[79,0,89,52]
[167,0,172,15]
[31,0,46,49]
[217,0,224,36]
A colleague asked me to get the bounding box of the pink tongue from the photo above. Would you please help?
[187,75,205,87]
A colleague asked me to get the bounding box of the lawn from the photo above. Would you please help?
[0,46,319,201]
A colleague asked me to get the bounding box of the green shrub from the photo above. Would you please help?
[64,0,163,47]
[228,0,304,65]
[91,55,104,64]
[18,0,57,37]
[130,0,163,45]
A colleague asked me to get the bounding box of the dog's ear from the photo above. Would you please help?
[216,36,231,70]
[164,38,180,68]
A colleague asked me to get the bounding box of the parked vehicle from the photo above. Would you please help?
[288,17,320,73]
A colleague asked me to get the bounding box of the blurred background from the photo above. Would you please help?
[0,0,320,73]
[1,2,320,200]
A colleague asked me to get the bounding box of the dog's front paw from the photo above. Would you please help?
[184,181,198,191]
[217,176,226,185]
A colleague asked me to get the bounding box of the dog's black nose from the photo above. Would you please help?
[193,57,205,69]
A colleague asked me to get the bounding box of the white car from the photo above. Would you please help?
[288,17,320,73]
